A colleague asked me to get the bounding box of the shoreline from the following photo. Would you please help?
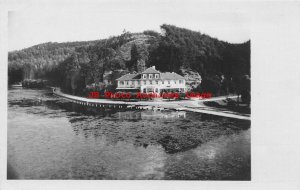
[52,88,250,121]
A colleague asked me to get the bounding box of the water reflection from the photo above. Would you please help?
[163,130,251,180]
[116,110,186,120]
[65,108,248,154]
[8,88,251,180]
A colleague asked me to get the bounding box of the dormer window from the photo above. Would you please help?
[143,74,147,79]
[155,74,159,79]
[149,74,153,79]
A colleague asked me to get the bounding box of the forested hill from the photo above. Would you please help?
[8,40,99,83]
[147,25,250,77]
[8,24,250,96]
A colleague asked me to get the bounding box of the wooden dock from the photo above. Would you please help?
[52,88,250,121]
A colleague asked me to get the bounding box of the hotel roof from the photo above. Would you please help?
[116,71,184,81]
[116,73,140,81]
[142,66,160,74]
[160,72,185,80]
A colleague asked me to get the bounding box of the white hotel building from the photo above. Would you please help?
[116,66,186,93]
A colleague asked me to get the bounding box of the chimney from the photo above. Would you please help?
[152,66,156,69]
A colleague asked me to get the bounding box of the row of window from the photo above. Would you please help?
[143,74,159,79]
[119,80,184,85]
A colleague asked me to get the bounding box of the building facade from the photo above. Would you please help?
[116,66,186,93]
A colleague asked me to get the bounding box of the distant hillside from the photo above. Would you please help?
[8,40,99,83]
[8,24,250,96]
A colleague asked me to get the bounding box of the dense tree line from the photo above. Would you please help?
[146,25,250,97]
[57,31,134,95]
[8,41,99,84]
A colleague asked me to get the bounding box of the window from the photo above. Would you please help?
[143,81,146,85]
[150,80,153,85]
[179,80,183,84]
[138,81,140,85]
[156,80,158,84]
[168,80,170,84]
[126,81,129,85]
[162,81,164,84]
[149,74,153,79]
[143,74,147,79]
[155,74,159,79]
[174,80,177,84]
[147,88,154,92]
[120,81,124,85]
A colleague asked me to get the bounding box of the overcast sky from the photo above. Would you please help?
[8,0,250,51]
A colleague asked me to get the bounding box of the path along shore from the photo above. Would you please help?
[52,88,250,121]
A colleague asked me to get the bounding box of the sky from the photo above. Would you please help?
[8,0,250,51]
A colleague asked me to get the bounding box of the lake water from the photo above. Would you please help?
[7,88,251,180]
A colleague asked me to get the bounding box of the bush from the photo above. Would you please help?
[196,76,221,96]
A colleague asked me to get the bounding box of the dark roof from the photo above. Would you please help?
[116,73,140,80]
[160,72,185,80]
[116,67,185,80]
[142,66,160,74]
